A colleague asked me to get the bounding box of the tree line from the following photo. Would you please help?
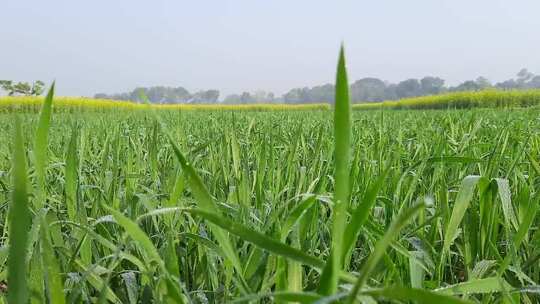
[3,68,539,104]
[94,87,220,104]
[94,68,540,104]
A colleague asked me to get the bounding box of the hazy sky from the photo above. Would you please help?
[2,0,540,97]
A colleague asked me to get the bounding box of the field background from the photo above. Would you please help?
[2,89,540,113]
[1,102,540,302]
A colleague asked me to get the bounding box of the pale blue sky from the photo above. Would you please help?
[1,0,539,97]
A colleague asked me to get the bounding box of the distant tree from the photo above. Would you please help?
[97,86,194,103]
[251,90,275,103]
[144,86,191,103]
[451,80,482,92]
[495,79,518,90]
[495,69,538,90]
[283,87,310,103]
[517,68,534,86]
[384,83,398,100]
[240,92,255,104]
[0,80,44,96]
[0,80,14,95]
[527,75,540,88]
[267,92,275,101]
[282,85,334,104]
[396,79,422,98]
[223,94,241,104]
[190,90,220,103]
[420,76,445,95]
[308,84,334,103]
[475,76,492,89]
[351,78,386,102]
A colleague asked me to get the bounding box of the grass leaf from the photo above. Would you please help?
[320,43,352,295]
[8,117,32,304]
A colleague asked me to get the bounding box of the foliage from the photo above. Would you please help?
[0,80,45,96]
[95,86,220,104]
[3,93,540,302]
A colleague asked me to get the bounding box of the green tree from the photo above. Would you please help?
[351,78,386,102]
[0,80,45,96]
[395,79,422,98]
[475,77,492,89]
[190,90,220,103]
[420,76,445,95]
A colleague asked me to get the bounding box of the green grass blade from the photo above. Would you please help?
[231,291,322,303]
[105,206,185,303]
[441,176,483,264]
[40,215,65,304]
[8,117,32,304]
[347,203,425,303]
[65,125,78,222]
[435,277,513,296]
[513,194,539,248]
[342,168,389,265]
[364,286,473,304]
[320,43,352,295]
[280,195,316,241]
[493,178,519,231]
[74,260,121,304]
[106,207,161,263]
[34,82,55,208]
[188,208,325,268]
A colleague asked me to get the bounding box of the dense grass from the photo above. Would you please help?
[1,103,540,302]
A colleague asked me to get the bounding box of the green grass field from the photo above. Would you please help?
[2,53,540,303]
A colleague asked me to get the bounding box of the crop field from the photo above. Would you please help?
[2,89,540,114]
[2,56,540,303]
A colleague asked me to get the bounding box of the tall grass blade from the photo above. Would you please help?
[441,176,482,267]
[40,215,65,304]
[342,169,389,265]
[347,203,425,303]
[319,43,352,295]
[106,206,185,303]
[8,118,32,304]
[34,82,55,208]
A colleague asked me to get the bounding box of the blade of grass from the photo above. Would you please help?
[40,214,65,304]
[34,82,55,209]
[347,203,425,303]
[105,206,186,303]
[440,175,483,274]
[342,168,390,266]
[188,208,325,268]
[319,43,352,295]
[8,117,32,304]
[435,277,513,296]
[364,286,473,304]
